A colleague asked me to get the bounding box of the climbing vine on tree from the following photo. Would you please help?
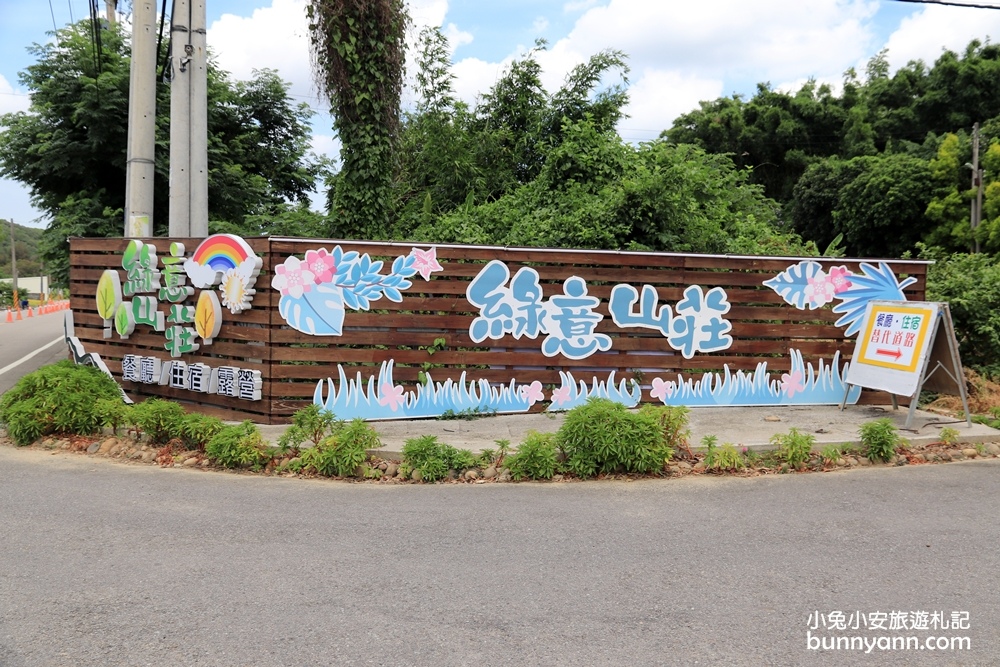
[306,0,408,240]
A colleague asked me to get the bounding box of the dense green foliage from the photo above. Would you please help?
[505,431,558,481]
[0,361,122,445]
[0,20,325,284]
[176,413,225,451]
[860,418,901,462]
[667,41,1000,259]
[401,434,476,482]
[390,30,812,256]
[769,428,815,468]
[0,221,43,280]
[300,418,379,477]
[205,421,268,469]
[277,403,340,451]
[130,398,187,445]
[556,398,676,477]
[924,248,1000,374]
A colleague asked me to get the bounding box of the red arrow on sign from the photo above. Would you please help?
[875,347,903,360]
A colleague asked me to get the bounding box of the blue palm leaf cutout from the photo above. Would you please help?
[832,262,917,336]
[763,260,824,310]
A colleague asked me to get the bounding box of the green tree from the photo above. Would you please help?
[0,20,323,284]
[306,0,408,240]
[834,153,936,257]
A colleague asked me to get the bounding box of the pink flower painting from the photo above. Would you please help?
[550,384,572,407]
[376,382,406,412]
[779,370,805,399]
[519,381,545,406]
[650,377,675,402]
[305,248,336,284]
[410,247,444,281]
[828,266,854,294]
[272,256,315,299]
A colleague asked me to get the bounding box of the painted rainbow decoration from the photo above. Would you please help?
[185,234,256,287]
[191,234,253,271]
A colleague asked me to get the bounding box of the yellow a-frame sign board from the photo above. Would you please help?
[841,301,970,428]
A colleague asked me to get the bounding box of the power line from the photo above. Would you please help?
[48,0,58,33]
[889,0,1000,9]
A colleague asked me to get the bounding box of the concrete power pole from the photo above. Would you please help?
[125,1,157,238]
[971,123,983,254]
[105,0,117,24]
[9,219,17,307]
[169,0,209,238]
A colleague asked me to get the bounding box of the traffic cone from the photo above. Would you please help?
[15,308,22,321]
[27,307,33,318]
[5,309,11,323]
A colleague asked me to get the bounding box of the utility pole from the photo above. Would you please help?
[169,0,209,237]
[9,219,18,308]
[971,123,983,254]
[105,0,116,24]
[125,0,157,237]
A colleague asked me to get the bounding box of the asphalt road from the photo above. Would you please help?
[0,447,997,666]
[0,310,67,395]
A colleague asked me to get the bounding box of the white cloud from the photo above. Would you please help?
[209,0,315,99]
[440,0,885,140]
[443,22,474,52]
[621,70,724,141]
[882,5,1000,72]
[563,0,599,13]
[532,16,550,34]
[0,74,29,115]
[310,132,341,166]
[561,0,878,84]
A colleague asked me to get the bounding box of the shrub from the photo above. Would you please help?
[770,428,815,468]
[638,403,690,452]
[277,404,339,452]
[0,361,122,445]
[177,413,225,451]
[820,444,844,465]
[506,431,557,480]
[300,418,379,477]
[130,398,187,444]
[860,418,901,462]
[206,421,268,469]
[557,398,675,477]
[923,249,1000,374]
[94,397,132,435]
[402,435,475,482]
[938,426,959,445]
[702,436,744,471]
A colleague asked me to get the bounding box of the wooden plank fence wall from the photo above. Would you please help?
[69,237,930,424]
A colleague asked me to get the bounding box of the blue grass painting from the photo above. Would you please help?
[649,350,861,407]
[313,360,542,420]
[546,370,642,411]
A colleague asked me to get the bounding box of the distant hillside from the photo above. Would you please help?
[0,220,43,279]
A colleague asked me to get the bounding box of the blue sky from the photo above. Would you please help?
[3,0,1000,228]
